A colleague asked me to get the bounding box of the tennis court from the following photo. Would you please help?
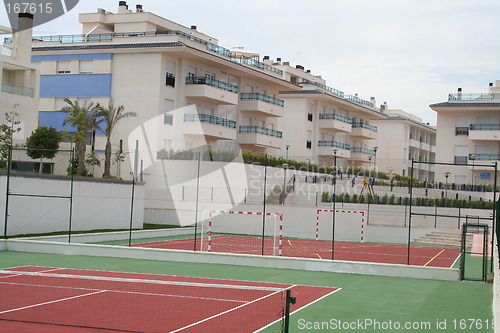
[129,236,461,268]
[0,266,337,332]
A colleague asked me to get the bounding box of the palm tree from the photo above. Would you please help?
[98,101,136,177]
[62,99,102,176]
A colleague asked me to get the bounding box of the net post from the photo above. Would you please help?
[284,289,296,333]
[278,214,283,256]
[3,145,12,239]
[315,210,319,240]
[207,212,212,252]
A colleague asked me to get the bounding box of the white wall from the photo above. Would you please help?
[0,173,144,236]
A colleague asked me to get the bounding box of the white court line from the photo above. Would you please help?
[0,281,246,304]
[256,287,342,332]
[169,285,298,332]
[0,290,107,315]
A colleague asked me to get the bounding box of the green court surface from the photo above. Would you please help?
[0,251,493,332]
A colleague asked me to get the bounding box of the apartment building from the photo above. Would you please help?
[430,81,500,184]
[23,2,299,178]
[270,60,386,170]
[371,109,436,181]
[0,14,40,168]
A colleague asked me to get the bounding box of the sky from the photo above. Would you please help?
[2,0,500,125]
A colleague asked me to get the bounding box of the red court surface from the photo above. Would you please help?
[131,236,461,268]
[0,266,338,333]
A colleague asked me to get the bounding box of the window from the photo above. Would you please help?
[187,66,197,79]
[164,99,174,125]
[163,138,172,150]
[57,61,71,74]
[306,130,312,149]
[79,60,93,74]
[455,127,469,136]
[166,73,175,87]
[306,141,312,149]
[307,113,313,122]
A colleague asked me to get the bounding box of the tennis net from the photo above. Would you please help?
[0,268,294,332]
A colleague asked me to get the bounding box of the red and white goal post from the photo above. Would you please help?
[315,209,365,242]
[200,210,283,256]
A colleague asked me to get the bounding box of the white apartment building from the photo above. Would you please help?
[371,109,436,181]
[430,81,500,184]
[24,2,299,179]
[270,60,386,170]
[0,14,40,169]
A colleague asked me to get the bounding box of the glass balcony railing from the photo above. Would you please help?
[298,81,345,98]
[318,141,351,150]
[185,76,238,93]
[318,113,352,124]
[9,30,283,75]
[240,93,284,107]
[469,154,500,161]
[351,122,378,132]
[470,124,500,130]
[351,147,376,155]
[0,45,12,56]
[345,95,375,108]
[449,93,500,101]
[184,114,236,128]
[239,126,282,138]
[2,83,34,97]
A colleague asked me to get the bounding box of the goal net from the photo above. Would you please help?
[315,209,365,242]
[200,210,283,256]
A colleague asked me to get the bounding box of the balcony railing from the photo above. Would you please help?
[351,147,376,155]
[240,93,284,107]
[239,126,282,138]
[318,141,351,150]
[0,45,12,56]
[2,83,34,97]
[449,93,500,101]
[470,124,500,130]
[469,154,500,161]
[184,114,236,128]
[351,122,377,132]
[186,76,238,93]
[318,113,352,124]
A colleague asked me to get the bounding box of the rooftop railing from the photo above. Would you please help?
[449,93,500,101]
[298,81,345,98]
[240,93,284,107]
[345,95,375,108]
[7,30,283,75]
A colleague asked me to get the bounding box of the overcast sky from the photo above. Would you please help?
[2,0,499,125]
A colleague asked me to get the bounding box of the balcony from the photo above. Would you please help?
[239,93,284,117]
[184,114,236,140]
[1,83,34,97]
[469,124,500,141]
[317,141,351,158]
[238,126,282,148]
[419,141,430,151]
[350,147,375,162]
[449,93,500,101]
[185,76,238,105]
[409,138,419,148]
[318,113,352,132]
[350,122,377,139]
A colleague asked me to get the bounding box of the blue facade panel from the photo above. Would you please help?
[32,53,112,61]
[40,74,112,97]
[39,111,106,135]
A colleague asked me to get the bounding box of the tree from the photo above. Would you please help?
[25,126,63,172]
[0,112,21,160]
[62,99,102,176]
[98,101,136,177]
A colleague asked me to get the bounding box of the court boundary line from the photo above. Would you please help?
[169,285,297,332]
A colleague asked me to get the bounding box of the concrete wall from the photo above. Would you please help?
[0,173,145,236]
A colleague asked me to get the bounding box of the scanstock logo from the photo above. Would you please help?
[4,0,79,31]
